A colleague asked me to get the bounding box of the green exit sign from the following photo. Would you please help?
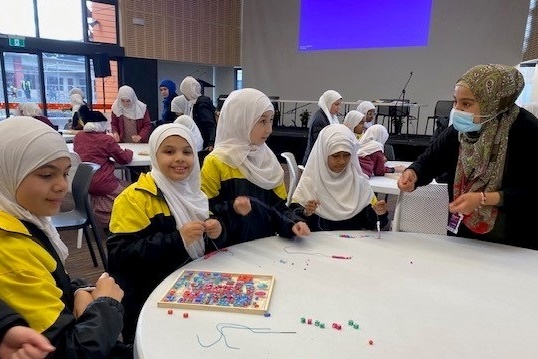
[8,37,25,48]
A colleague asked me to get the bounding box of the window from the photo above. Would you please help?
[37,0,84,41]
[0,0,36,37]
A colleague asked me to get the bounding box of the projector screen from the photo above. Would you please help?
[298,0,433,51]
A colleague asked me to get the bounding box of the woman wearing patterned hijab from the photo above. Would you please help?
[302,89,343,165]
[398,64,538,248]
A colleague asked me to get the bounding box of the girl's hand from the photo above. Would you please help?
[204,219,222,239]
[179,221,205,244]
[92,272,124,303]
[303,200,320,216]
[373,199,387,215]
[233,196,252,216]
[292,221,311,236]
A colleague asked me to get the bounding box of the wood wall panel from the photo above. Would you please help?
[119,0,241,66]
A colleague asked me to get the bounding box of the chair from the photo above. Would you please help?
[392,182,449,235]
[67,152,84,248]
[51,162,108,269]
[280,152,300,206]
[424,100,454,135]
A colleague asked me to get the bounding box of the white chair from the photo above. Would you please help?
[392,182,449,235]
[280,152,300,206]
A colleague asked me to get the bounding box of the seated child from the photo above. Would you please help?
[73,106,133,228]
[343,110,365,139]
[107,123,226,344]
[290,124,388,231]
[0,116,130,358]
[201,88,310,245]
[358,124,406,177]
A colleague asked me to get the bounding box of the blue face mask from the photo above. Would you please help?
[450,108,482,133]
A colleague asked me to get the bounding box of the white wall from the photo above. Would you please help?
[242,0,529,133]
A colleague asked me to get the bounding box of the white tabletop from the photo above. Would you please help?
[134,231,538,359]
[67,142,150,167]
[368,161,411,195]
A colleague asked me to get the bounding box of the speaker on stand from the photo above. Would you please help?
[93,53,111,112]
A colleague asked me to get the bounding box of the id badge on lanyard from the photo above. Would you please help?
[447,213,464,234]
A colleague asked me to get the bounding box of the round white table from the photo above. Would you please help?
[134,231,538,358]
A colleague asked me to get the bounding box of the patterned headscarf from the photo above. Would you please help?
[453,64,524,233]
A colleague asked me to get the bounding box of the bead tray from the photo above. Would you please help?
[157,270,275,314]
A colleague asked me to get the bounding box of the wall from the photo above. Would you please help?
[242,0,529,133]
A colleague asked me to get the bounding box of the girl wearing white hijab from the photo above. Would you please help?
[179,76,217,150]
[302,89,343,165]
[343,110,365,139]
[291,124,388,231]
[358,124,406,177]
[110,85,152,143]
[201,88,310,245]
[171,94,192,116]
[0,116,128,357]
[107,123,224,343]
[174,114,204,152]
[357,100,377,129]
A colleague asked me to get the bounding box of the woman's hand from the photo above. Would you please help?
[397,169,417,192]
[448,192,482,215]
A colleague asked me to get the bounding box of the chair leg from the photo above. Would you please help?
[76,229,83,249]
[89,221,108,271]
[83,226,98,267]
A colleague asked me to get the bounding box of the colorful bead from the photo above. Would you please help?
[182,312,188,318]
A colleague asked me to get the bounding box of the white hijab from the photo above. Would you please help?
[0,116,70,263]
[357,100,376,115]
[179,76,202,117]
[292,124,373,221]
[318,90,342,125]
[149,124,208,259]
[171,95,192,116]
[70,93,84,112]
[343,110,364,131]
[111,85,147,120]
[174,114,204,152]
[358,124,389,157]
[211,88,284,190]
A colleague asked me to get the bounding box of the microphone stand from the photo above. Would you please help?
[398,71,413,136]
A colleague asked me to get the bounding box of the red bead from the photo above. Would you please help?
[369,340,374,345]
[167,309,173,315]
[183,312,189,318]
